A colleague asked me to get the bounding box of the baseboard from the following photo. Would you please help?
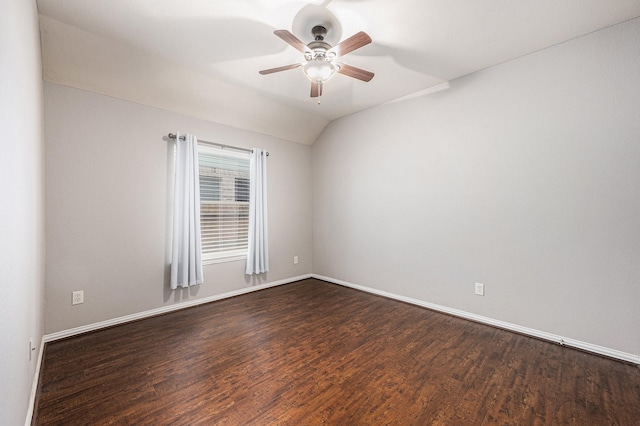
[25,335,45,426]
[312,274,640,365]
[40,271,640,362]
[44,274,312,343]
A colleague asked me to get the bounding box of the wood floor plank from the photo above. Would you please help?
[35,279,640,425]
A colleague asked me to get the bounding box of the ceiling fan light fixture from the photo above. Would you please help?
[303,59,336,82]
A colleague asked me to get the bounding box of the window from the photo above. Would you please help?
[234,177,249,202]
[198,145,250,262]
[200,175,221,201]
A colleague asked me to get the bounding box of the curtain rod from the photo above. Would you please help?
[167,133,269,156]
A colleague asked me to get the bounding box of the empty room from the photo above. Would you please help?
[2,0,640,425]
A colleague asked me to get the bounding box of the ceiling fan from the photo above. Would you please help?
[259,25,374,98]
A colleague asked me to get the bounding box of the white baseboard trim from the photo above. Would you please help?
[44,274,312,343]
[25,335,45,426]
[312,274,640,365]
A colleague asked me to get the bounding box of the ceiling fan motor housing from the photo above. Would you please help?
[306,26,333,61]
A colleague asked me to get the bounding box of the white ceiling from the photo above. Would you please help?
[37,0,640,145]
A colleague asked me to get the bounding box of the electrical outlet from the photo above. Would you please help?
[475,283,485,296]
[293,256,299,264]
[72,290,84,305]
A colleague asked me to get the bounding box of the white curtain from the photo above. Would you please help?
[170,133,204,289]
[246,148,269,275]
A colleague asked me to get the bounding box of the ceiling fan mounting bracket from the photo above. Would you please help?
[312,25,328,41]
[307,25,331,53]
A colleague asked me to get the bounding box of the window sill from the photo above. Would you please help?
[203,255,247,265]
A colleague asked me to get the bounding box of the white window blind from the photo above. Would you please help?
[198,145,250,262]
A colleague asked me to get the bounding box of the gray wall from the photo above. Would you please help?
[0,0,45,424]
[312,18,640,356]
[44,82,312,334]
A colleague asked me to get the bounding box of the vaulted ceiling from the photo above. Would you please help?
[37,0,640,145]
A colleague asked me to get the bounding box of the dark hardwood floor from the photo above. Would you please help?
[35,279,640,425]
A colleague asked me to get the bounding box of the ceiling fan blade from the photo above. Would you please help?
[337,63,375,82]
[310,81,323,98]
[328,31,372,57]
[274,30,309,53]
[259,64,302,75]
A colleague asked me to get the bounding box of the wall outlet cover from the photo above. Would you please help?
[72,290,84,305]
[475,283,485,296]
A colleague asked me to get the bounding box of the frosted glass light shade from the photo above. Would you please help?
[303,60,336,82]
